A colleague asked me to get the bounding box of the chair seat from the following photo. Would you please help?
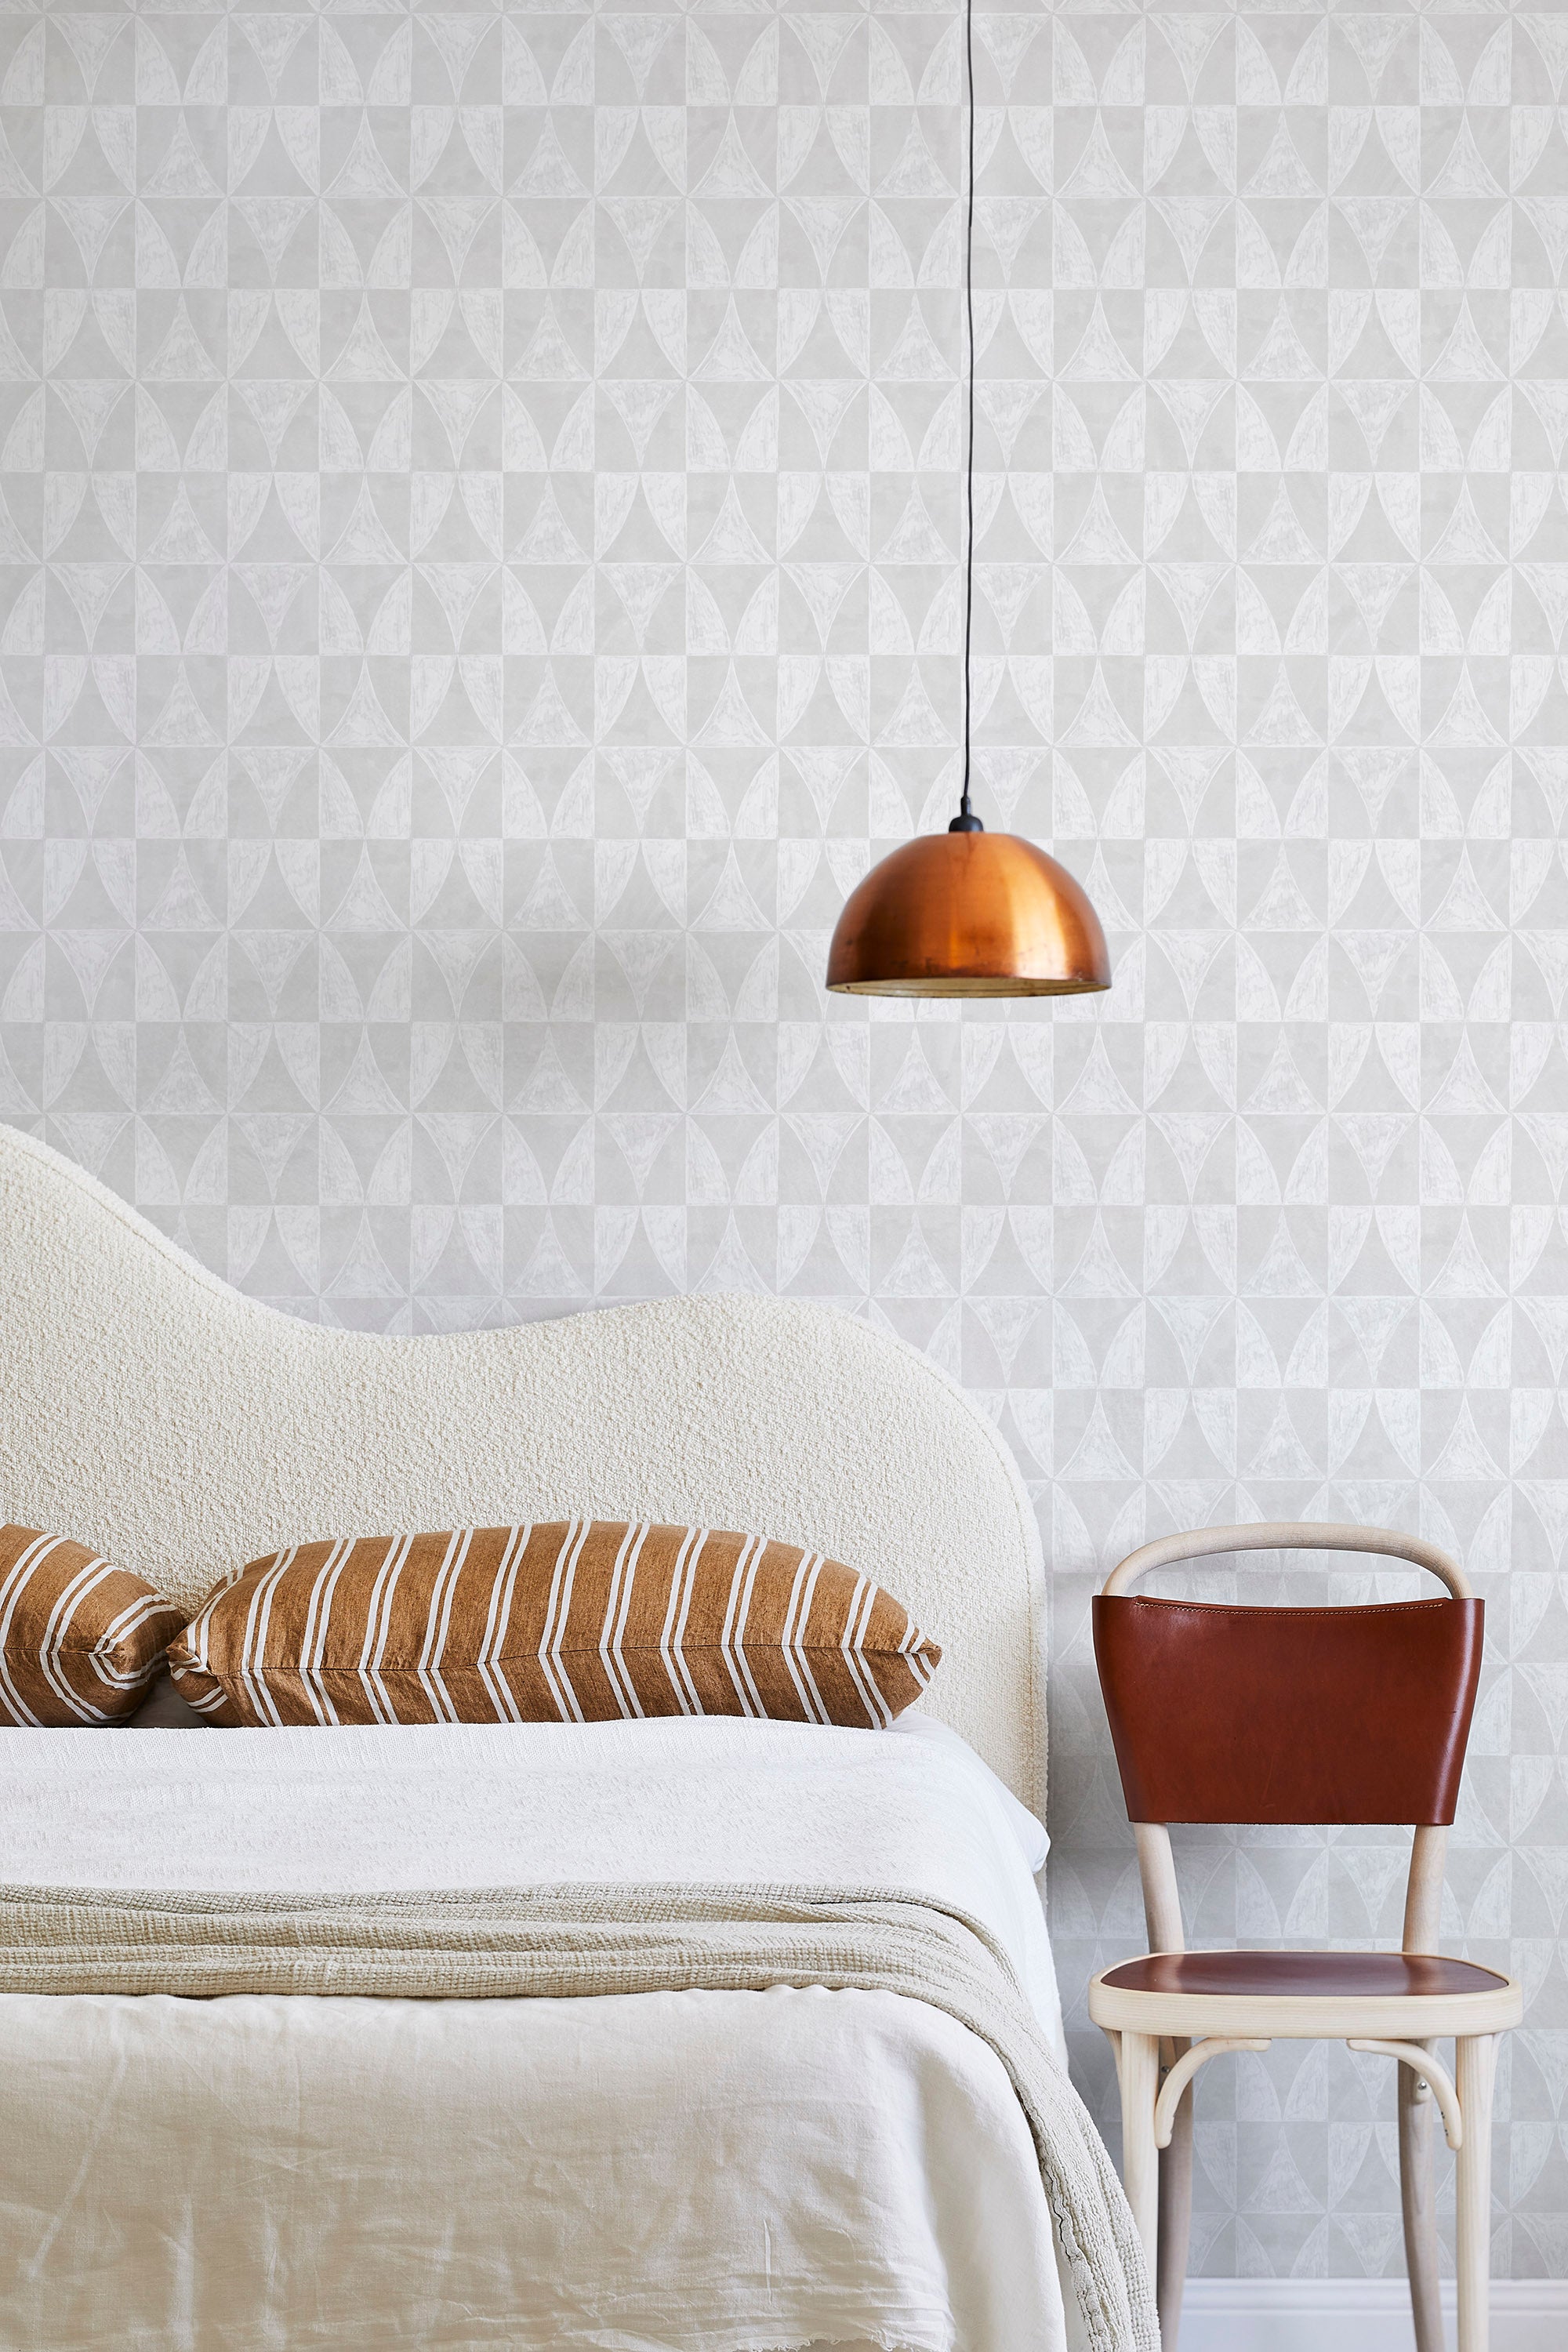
[1104,1950,1502,2000]
[1089,1947,1523,2038]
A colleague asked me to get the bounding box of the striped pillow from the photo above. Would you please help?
[0,1523,188,1727]
[168,1522,942,1731]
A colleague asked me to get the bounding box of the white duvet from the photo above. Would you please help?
[0,1715,1073,2352]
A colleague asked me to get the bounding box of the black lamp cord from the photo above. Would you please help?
[950,0,982,836]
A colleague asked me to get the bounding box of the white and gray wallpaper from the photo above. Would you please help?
[1,0,1565,2288]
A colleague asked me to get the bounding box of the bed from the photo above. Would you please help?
[0,1124,1134,2352]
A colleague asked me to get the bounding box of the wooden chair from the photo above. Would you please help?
[1087,1522,1521,2352]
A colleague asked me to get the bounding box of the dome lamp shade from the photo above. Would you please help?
[826,822,1112,999]
[822,0,1110,1006]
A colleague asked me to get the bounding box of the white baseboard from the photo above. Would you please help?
[1177,2278,1568,2352]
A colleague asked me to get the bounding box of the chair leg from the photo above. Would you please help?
[1118,2030,1161,2274]
[1156,2058,1193,2350]
[1455,2034,1497,2352]
[1399,2042,1443,2352]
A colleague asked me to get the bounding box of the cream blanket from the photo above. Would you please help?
[0,1878,1156,2352]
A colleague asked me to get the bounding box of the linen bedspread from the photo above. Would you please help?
[0,1717,1116,2352]
[1,1881,1156,2352]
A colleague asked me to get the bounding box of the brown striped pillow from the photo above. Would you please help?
[0,1523,188,1727]
[168,1522,942,1730]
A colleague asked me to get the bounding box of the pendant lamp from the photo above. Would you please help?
[826,0,1111,1001]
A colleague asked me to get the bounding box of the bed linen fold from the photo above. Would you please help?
[0,1878,1156,2352]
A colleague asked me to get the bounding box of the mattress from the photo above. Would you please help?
[0,1714,1074,2352]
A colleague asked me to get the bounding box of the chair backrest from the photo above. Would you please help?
[1094,1524,1483,1957]
[1095,1522,1482,1828]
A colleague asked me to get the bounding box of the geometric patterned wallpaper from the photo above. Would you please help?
[1,0,1565,2285]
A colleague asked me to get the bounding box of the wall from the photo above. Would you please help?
[0,0,1563,2285]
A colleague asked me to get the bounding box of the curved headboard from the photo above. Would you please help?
[0,1127,1045,1809]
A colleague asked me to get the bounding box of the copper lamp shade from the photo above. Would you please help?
[826,829,1112,999]
[822,0,1112,1006]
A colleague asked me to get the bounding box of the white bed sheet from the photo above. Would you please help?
[0,1717,1073,2352]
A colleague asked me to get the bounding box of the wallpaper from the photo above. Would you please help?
[0,0,1565,2288]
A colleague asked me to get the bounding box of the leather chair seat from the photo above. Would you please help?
[1102,1950,1505,2000]
[1089,1945,1523,2040]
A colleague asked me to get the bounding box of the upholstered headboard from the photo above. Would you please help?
[0,1126,1045,1808]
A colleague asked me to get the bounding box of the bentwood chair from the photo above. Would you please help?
[1087,1523,1521,2352]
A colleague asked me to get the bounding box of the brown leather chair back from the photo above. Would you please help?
[1094,1524,1483,1827]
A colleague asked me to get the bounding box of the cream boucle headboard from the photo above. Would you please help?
[0,1126,1045,1808]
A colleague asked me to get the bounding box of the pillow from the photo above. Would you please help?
[168,1521,942,1730]
[0,1523,188,1726]
[891,1715,1049,1873]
